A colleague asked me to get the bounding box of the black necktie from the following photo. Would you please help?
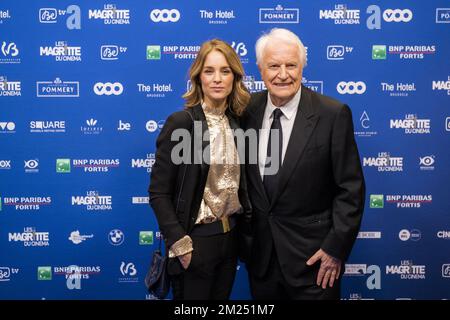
[263,108,283,202]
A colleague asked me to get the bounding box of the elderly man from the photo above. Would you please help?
[242,28,365,299]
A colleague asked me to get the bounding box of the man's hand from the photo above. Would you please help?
[306,249,341,289]
[178,252,192,270]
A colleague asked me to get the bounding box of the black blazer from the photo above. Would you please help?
[148,104,252,272]
[243,86,365,286]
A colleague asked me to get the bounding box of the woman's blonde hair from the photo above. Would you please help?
[183,39,250,116]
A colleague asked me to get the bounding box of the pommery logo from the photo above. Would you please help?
[259,5,299,24]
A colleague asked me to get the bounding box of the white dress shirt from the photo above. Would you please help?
[258,89,301,178]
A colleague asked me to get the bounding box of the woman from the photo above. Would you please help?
[148,39,252,300]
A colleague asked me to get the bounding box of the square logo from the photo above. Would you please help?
[372,45,386,60]
[146,46,161,60]
[56,159,71,173]
[139,231,153,245]
[37,266,52,280]
[370,194,384,208]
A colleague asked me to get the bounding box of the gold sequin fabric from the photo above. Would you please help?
[196,107,241,224]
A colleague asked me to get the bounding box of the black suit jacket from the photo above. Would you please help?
[148,104,252,274]
[243,86,365,286]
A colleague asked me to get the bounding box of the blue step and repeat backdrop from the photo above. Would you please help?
[0,0,449,300]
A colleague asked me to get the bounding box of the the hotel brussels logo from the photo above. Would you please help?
[71,191,112,211]
[88,4,130,25]
[386,260,426,280]
[40,41,82,62]
[259,5,299,24]
[319,4,360,24]
[81,119,103,135]
[0,76,21,97]
[39,5,81,29]
[37,78,79,98]
[1,41,20,64]
[199,8,235,24]
[363,152,403,172]
[390,114,431,134]
[138,83,173,98]
[380,81,416,97]
[0,10,12,24]
[9,227,50,247]
[139,231,153,245]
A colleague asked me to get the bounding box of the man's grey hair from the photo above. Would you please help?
[255,28,307,67]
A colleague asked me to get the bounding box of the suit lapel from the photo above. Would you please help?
[191,105,210,185]
[270,87,318,209]
[246,93,271,208]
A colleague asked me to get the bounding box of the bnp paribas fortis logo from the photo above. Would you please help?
[370,194,384,208]
[37,266,52,280]
[56,159,71,173]
[146,45,161,60]
[139,231,153,245]
[372,45,386,60]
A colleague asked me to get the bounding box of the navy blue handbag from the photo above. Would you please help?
[145,237,170,299]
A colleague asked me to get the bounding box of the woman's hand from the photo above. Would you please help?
[178,252,192,269]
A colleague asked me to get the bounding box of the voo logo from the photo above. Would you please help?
[150,9,180,22]
[94,82,123,95]
[337,81,366,94]
[383,9,413,22]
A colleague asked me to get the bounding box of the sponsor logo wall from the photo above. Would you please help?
[0,1,448,300]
